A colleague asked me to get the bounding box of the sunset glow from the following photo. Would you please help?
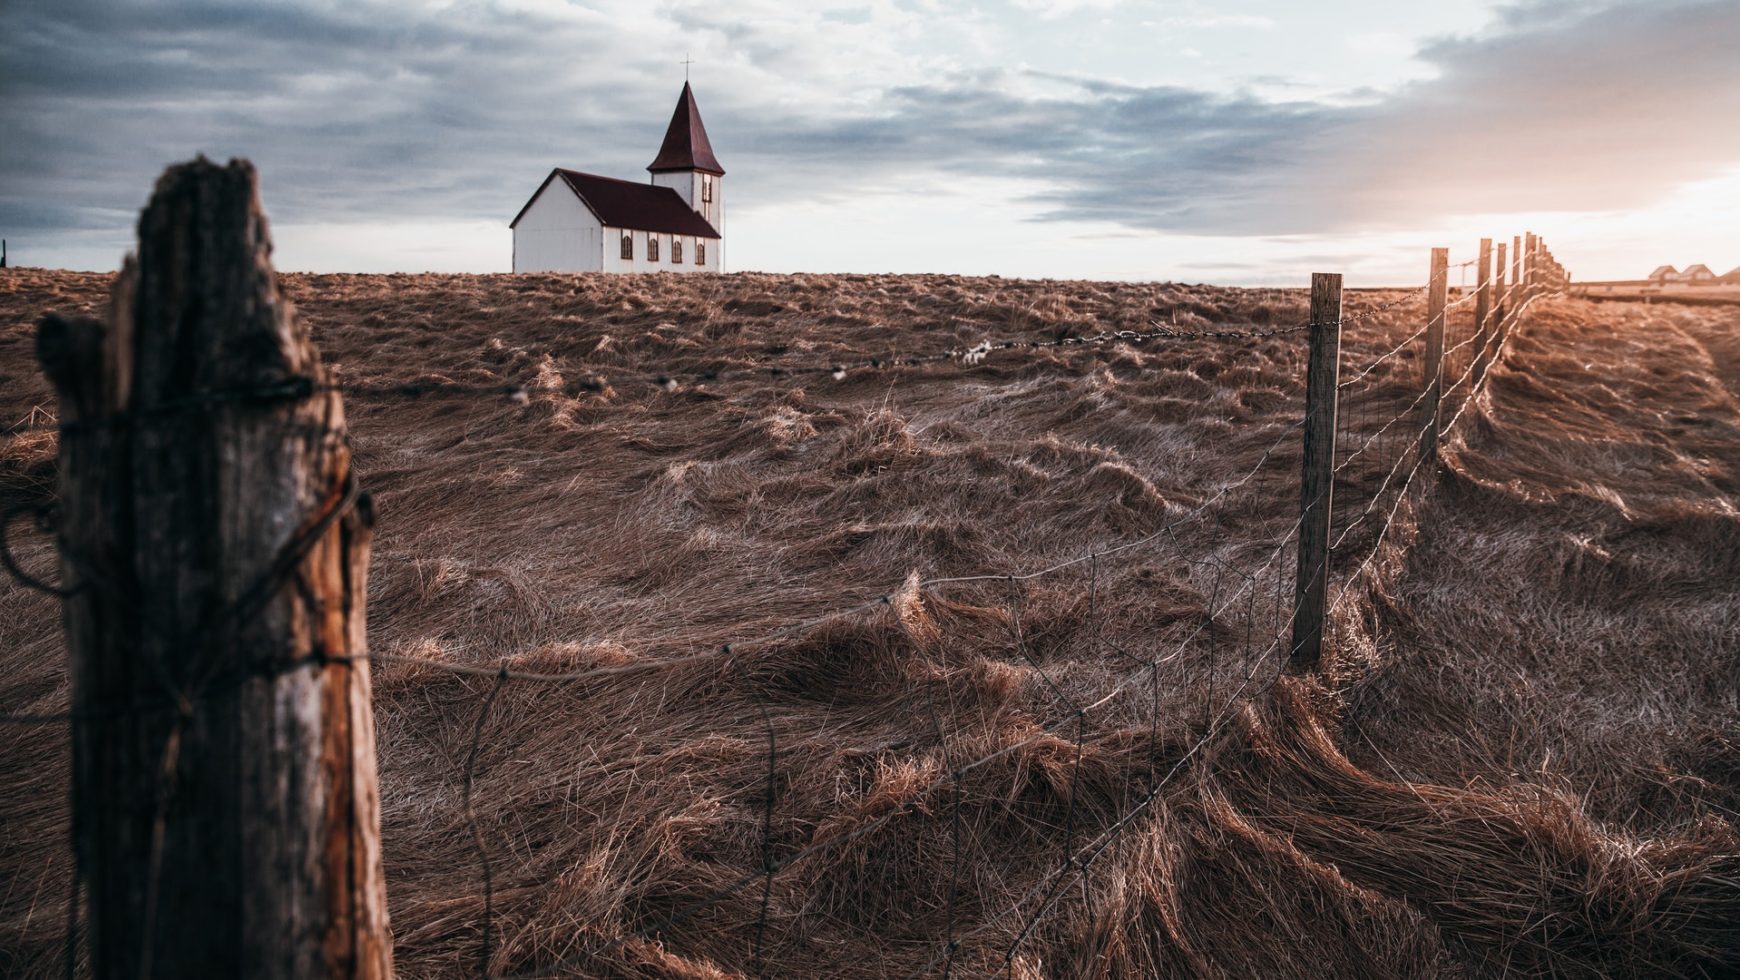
[3,1,1735,282]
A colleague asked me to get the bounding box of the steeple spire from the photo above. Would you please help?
[647,81,724,176]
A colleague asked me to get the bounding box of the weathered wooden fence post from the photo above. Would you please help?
[38,158,393,978]
[1511,235,1523,293]
[1505,234,1524,346]
[1288,272,1341,674]
[1524,232,1538,299]
[1419,248,1449,465]
[1472,238,1493,386]
[1492,240,1508,352]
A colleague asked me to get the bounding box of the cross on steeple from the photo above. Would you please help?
[681,54,694,81]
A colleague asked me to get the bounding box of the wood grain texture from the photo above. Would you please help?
[1493,241,1509,341]
[39,158,392,979]
[1288,272,1341,674]
[1420,249,1449,466]
[1473,238,1494,386]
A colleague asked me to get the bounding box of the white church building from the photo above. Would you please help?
[511,82,725,273]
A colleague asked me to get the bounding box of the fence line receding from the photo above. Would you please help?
[0,158,1570,978]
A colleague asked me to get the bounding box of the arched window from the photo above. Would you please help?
[647,235,659,262]
[620,234,633,260]
[672,239,683,264]
[702,176,713,203]
[696,242,706,266]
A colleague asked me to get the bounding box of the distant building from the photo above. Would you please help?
[1681,264,1716,282]
[1722,266,1740,284]
[1647,265,1680,283]
[511,82,725,274]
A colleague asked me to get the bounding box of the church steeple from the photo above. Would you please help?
[648,82,725,176]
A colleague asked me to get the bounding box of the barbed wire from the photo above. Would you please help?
[1337,271,1533,402]
[0,269,1563,979]
[532,351,1496,974]
[1331,272,1528,394]
[900,280,1552,977]
[0,404,1303,726]
[489,417,1318,975]
[1333,380,1432,478]
[4,285,1473,439]
[513,512,1309,979]
[1338,322,1428,391]
[1329,285,1428,326]
[903,609,1298,979]
[2,317,1318,438]
[1328,289,1544,617]
[1327,278,1538,552]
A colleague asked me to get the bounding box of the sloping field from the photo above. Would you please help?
[2,269,1737,977]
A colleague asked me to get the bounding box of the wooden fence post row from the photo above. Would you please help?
[42,158,392,978]
[49,164,1576,968]
[1289,233,1570,672]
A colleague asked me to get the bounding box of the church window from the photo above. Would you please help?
[648,235,659,262]
[620,234,633,260]
[672,239,683,264]
[702,176,713,203]
[696,243,705,265]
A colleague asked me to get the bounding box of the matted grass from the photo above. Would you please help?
[2,268,1736,977]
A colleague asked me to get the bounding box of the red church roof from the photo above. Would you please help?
[647,82,725,176]
[509,169,721,238]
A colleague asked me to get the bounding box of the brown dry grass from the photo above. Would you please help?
[1,267,1737,978]
[1574,283,1740,307]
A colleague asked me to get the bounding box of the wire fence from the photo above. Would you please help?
[1,242,1562,977]
[1327,264,1545,623]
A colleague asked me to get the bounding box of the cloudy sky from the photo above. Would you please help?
[3,0,1736,283]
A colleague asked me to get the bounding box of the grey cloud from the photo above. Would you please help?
[719,80,1332,230]
[2,0,1735,256]
[733,0,1738,235]
[0,0,681,236]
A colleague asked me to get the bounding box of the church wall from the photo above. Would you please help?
[603,226,720,274]
[513,183,603,273]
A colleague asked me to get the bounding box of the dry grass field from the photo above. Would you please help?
[2,268,1737,977]
[1575,282,1740,307]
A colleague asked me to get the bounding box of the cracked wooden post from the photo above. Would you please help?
[1289,272,1341,674]
[38,158,393,978]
